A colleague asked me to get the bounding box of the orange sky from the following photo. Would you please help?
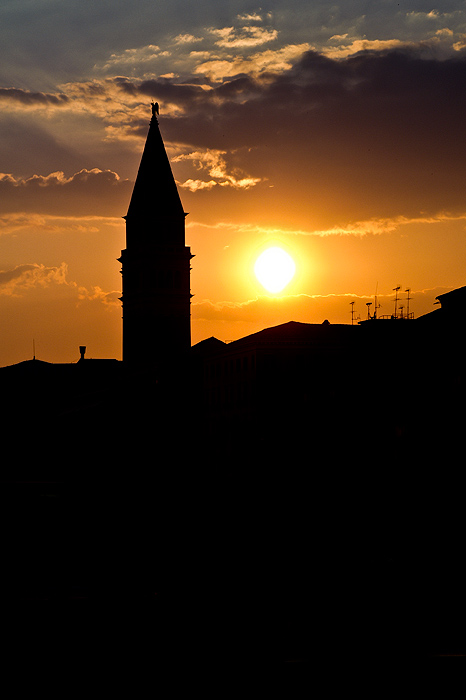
[1,3,466,365]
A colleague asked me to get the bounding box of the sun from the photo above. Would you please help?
[254,247,296,293]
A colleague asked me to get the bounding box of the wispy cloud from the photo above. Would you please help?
[323,22,466,60]
[193,42,311,80]
[0,262,70,296]
[98,44,166,71]
[0,261,120,312]
[181,179,218,192]
[323,37,409,59]
[187,211,466,238]
[237,12,264,22]
[0,212,121,236]
[192,292,372,325]
[77,285,121,308]
[173,33,204,45]
[209,25,278,48]
[174,149,262,190]
[192,286,447,328]
[406,9,461,22]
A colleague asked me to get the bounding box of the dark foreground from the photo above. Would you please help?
[2,374,466,677]
[3,457,466,673]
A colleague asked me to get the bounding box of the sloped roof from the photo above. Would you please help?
[191,337,227,358]
[436,285,466,309]
[227,320,356,349]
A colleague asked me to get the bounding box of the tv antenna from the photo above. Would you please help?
[393,285,401,318]
[374,282,381,319]
[405,288,412,318]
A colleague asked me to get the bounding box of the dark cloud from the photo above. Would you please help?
[3,42,466,230]
[0,169,132,217]
[0,87,69,105]
[3,1,464,87]
[0,0,259,89]
[117,77,207,105]
[127,46,466,228]
[0,116,89,177]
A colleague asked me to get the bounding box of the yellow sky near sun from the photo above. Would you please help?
[1,201,465,366]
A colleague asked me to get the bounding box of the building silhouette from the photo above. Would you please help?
[197,320,359,440]
[119,105,193,370]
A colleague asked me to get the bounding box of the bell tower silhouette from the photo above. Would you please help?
[119,104,193,371]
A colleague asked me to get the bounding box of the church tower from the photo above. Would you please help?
[119,104,193,371]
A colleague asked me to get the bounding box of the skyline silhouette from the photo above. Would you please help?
[2,2,466,667]
[2,4,466,365]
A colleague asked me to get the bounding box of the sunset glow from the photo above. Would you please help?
[254,247,296,293]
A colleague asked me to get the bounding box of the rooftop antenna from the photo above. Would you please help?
[405,288,411,319]
[366,302,372,320]
[350,301,355,325]
[374,282,381,319]
[393,285,401,319]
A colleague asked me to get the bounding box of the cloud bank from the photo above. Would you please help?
[3,40,466,230]
[0,169,132,217]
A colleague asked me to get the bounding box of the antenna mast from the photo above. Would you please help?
[373,282,381,319]
[350,301,355,325]
[393,285,401,319]
[405,288,411,319]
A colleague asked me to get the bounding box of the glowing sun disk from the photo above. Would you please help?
[254,247,296,293]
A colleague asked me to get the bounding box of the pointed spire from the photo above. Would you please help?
[126,106,185,229]
[120,103,192,367]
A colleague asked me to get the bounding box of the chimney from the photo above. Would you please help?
[79,346,86,361]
